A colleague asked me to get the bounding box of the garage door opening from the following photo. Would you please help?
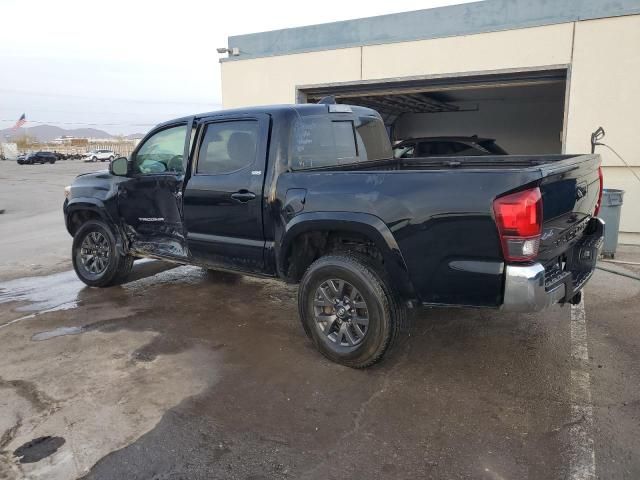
[299,69,568,155]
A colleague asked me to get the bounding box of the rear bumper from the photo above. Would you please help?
[502,217,605,312]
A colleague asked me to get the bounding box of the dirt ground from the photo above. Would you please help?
[1,160,639,479]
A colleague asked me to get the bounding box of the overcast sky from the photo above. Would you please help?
[0,0,475,135]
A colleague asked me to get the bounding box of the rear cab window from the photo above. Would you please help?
[289,114,392,170]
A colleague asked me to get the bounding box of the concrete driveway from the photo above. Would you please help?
[1,161,639,479]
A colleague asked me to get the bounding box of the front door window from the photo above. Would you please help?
[133,124,187,175]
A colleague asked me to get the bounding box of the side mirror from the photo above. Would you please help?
[110,156,129,176]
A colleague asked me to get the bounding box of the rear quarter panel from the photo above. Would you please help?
[275,168,542,306]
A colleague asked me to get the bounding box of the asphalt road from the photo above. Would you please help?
[0,160,639,479]
[0,161,108,280]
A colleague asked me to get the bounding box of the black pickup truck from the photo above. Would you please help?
[63,104,604,367]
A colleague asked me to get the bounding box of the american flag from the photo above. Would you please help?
[12,113,26,130]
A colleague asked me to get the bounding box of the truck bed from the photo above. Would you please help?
[301,154,595,172]
[278,152,601,307]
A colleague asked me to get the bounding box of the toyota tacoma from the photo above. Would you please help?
[63,103,605,368]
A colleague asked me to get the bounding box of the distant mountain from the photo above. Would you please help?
[124,133,145,140]
[1,125,114,142]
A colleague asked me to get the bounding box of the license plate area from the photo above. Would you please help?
[543,217,605,298]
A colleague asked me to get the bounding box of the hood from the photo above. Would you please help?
[69,170,128,202]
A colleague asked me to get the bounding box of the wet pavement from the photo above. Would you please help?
[1,160,640,479]
[0,258,639,479]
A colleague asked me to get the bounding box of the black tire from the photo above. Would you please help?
[72,220,133,287]
[49,159,55,164]
[298,253,405,368]
[92,156,97,162]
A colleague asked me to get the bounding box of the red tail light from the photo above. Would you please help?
[594,167,603,216]
[493,187,543,262]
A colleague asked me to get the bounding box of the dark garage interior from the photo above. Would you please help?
[301,69,567,155]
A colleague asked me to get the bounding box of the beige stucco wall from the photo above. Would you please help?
[221,47,361,108]
[564,15,640,243]
[221,24,574,107]
[361,23,573,79]
[221,16,640,244]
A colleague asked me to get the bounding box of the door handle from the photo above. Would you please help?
[231,191,256,202]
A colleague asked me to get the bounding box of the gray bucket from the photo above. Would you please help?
[599,189,624,258]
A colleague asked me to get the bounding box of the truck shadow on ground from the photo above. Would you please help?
[21,262,568,480]
[0,262,575,480]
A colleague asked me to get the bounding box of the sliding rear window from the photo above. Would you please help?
[289,115,392,170]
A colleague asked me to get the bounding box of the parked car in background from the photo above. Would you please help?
[64,103,604,368]
[19,151,57,164]
[393,136,508,159]
[84,149,116,162]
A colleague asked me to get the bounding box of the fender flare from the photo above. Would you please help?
[64,198,111,231]
[278,211,415,300]
[64,198,127,255]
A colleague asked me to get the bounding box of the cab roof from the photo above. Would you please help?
[157,104,381,128]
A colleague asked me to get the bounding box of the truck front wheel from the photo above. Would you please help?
[72,220,133,287]
[298,254,405,368]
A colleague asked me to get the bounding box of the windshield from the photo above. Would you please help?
[289,115,392,170]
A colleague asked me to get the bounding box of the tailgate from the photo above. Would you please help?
[537,154,603,290]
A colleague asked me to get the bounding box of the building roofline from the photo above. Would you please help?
[222,0,640,62]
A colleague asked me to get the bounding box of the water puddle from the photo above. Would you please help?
[13,436,66,464]
[0,270,84,313]
[0,260,181,329]
[31,326,85,341]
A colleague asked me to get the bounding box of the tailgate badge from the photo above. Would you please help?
[575,184,588,200]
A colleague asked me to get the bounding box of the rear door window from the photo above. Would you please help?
[196,120,259,175]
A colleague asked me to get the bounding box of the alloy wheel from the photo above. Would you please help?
[79,231,110,275]
[313,279,369,348]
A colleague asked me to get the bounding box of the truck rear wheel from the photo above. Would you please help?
[72,220,133,287]
[298,254,404,368]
